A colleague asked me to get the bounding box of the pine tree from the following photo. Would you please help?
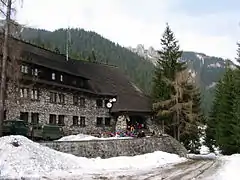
[151,23,186,138]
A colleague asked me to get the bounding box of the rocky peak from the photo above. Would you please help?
[127,44,236,91]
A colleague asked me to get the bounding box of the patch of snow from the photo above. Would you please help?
[198,126,221,155]
[214,154,240,180]
[187,153,216,160]
[0,135,186,179]
[206,82,217,89]
[57,133,133,141]
[207,62,222,68]
[196,54,205,65]
[230,64,237,70]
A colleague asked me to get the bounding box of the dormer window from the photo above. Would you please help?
[32,68,38,76]
[60,75,63,82]
[52,73,55,80]
[21,65,28,74]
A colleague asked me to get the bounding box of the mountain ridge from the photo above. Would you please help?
[128,44,236,89]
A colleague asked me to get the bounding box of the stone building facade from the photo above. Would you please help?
[6,87,115,135]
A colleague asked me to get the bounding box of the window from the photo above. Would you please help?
[59,93,65,104]
[50,92,57,103]
[60,75,63,82]
[31,89,39,100]
[105,117,111,126]
[58,115,65,125]
[32,68,38,76]
[96,117,103,126]
[72,80,77,85]
[80,116,85,127]
[79,80,84,88]
[49,114,56,124]
[72,116,78,126]
[4,110,6,120]
[73,95,78,105]
[20,112,28,123]
[52,73,56,80]
[80,97,85,107]
[96,99,103,107]
[21,65,28,74]
[31,113,39,125]
[20,88,28,98]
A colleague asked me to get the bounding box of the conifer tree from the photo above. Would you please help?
[230,43,240,153]
[181,83,205,153]
[204,81,222,152]
[153,69,205,147]
[205,66,236,154]
[151,23,186,138]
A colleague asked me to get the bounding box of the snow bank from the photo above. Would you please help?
[57,133,133,141]
[187,153,216,160]
[0,135,186,179]
[214,154,240,180]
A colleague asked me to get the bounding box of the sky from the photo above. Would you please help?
[14,0,240,61]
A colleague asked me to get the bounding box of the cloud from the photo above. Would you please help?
[15,0,240,61]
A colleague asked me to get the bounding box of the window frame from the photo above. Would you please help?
[52,73,56,80]
[58,115,65,126]
[96,99,103,108]
[31,112,39,125]
[96,117,103,127]
[59,93,65,104]
[80,116,86,127]
[49,114,57,125]
[50,92,57,103]
[80,97,85,107]
[105,117,111,126]
[72,116,79,126]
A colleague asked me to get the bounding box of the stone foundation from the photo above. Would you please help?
[41,134,188,158]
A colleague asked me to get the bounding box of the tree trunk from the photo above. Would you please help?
[0,0,11,137]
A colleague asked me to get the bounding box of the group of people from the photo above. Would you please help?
[127,123,144,133]
[99,122,147,138]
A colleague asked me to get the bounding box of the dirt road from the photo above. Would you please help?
[90,159,222,180]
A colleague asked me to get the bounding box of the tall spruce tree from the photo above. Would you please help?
[205,66,236,155]
[230,43,240,153]
[204,81,222,152]
[151,24,186,138]
[152,23,185,101]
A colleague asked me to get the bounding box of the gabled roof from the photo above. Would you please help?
[4,35,152,113]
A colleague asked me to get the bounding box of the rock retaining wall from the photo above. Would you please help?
[41,134,188,158]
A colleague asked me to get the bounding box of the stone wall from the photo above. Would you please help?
[41,135,188,158]
[5,87,114,135]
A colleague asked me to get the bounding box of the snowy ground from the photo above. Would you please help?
[57,133,133,141]
[0,135,239,180]
[0,135,186,179]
